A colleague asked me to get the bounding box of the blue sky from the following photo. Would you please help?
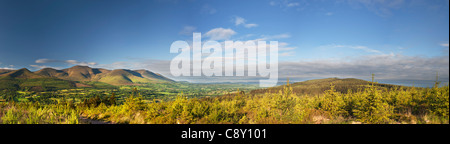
[0,0,449,82]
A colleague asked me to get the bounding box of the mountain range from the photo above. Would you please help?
[0,65,173,90]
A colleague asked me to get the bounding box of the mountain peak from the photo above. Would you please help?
[36,67,66,77]
[1,66,173,85]
[134,69,148,71]
[3,68,43,79]
[69,65,92,69]
[38,67,57,71]
[17,68,31,72]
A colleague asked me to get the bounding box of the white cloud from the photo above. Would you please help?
[233,16,258,28]
[347,0,405,17]
[103,54,449,83]
[204,28,236,40]
[280,51,296,56]
[35,59,59,63]
[179,26,197,36]
[234,16,246,26]
[65,60,97,66]
[29,65,62,70]
[327,44,384,54]
[269,1,277,6]
[244,23,258,28]
[0,67,15,70]
[0,63,15,70]
[259,33,291,40]
[278,54,449,81]
[279,47,296,51]
[287,2,300,7]
[269,0,308,11]
[35,58,97,66]
[441,43,449,47]
[270,0,407,16]
[235,34,296,56]
[97,61,135,70]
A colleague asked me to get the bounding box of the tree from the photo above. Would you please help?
[434,72,441,88]
[109,92,116,106]
[353,74,393,124]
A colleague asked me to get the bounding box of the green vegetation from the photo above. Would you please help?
[250,77,405,96]
[0,102,79,124]
[0,81,257,106]
[1,76,448,124]
[0,77,75,91]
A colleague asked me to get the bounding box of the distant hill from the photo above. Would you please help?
[0,68,75,91]
[249,78,407,96]
[1,68,45,79]
[61,65,108,81]
[134,70,174,82]
[0,69,13,75]
[97,69,152,85]
[0,65,174,91]
[35,68,68,77]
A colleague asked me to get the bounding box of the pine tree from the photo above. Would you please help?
[353,74,393,124]
[109,92,116,106]
[434,72,441,88]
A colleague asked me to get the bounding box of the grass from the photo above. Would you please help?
[0,77,75,91]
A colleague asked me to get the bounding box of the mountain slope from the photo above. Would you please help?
[0,66,174,89]
[1,68,45,79]
[0,69,13,75]
[57,66,173,85]
[97,69,149,85]
[61,65,105,81]
[134,70,174,82]
[35,68,68,77]
[0,68,75,91]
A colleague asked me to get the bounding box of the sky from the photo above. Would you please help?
[0,0,449,84]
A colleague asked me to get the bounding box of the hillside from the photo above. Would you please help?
[61,65,107,81]
[249,78,407,96]
[0,68,75,91]
[0,69,13,75]
[56,66,173,85]
[135,70,174,82]
[35,68,68,77]
[0,65,174,90]
[1,68,45,79]
[97,69,153,85]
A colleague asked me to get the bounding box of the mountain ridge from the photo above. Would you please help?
[0,65,174,88]
[249,77,408,96]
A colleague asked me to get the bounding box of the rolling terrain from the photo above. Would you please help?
[0,65,173,91]
[250,78,408,96]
